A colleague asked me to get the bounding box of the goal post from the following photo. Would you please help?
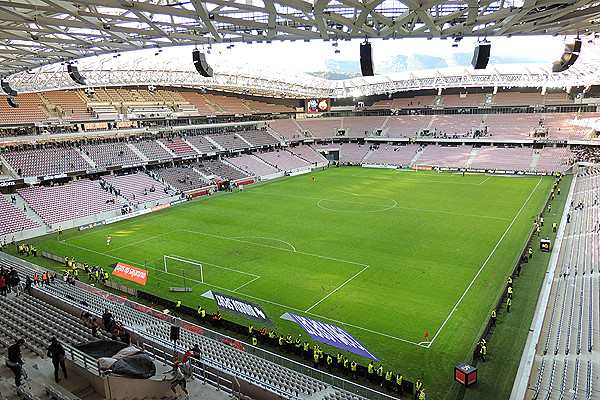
[163,255,204,288]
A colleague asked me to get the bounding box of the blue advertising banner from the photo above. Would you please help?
[288,313,380,362]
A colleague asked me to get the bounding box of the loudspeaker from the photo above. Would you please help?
[360,42,374,76]
[67,64,86,85]
[471,44,491,70]
[170,325,180,341]
[192,49,213,77]
[1,80,17,97]
[7,96,19,108]
[552,40,582,73]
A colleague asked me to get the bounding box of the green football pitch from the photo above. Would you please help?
[29,166,557,399]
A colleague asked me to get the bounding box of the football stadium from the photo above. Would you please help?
[0,1,599,400]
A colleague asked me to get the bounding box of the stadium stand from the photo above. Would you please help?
[193,159,250,181]
[295,118,342,138]
[384,115,431,137]
[527,171,598,400]
[2,147,90,177]
[342,116,387,137]
[130,138,174,160]
[237,130,280,147]
[268,118,303,140]
[469,146,533,171]
[544,113,592,140]
[287,145,328,165]
[439,93,489,108]
[415,145,472,168]
[206,132,248,151]
[429,114,484,137]
[364,144,420,166]
[492,91,544,106]
[0,93,47,125]
[339,143,371,164]
[101,172,175,204]
[81,142,142,167]
[41,91,95,121]
[185,135,221,153]
[484,113,540,139]
[158,138,198,157]
[17,179,125,226]
[153,166,210,191]
[533,147,571,173]
[0,195,41,236]
[254,149,311,171]
[26,272,366,400]
[225,154,279,177]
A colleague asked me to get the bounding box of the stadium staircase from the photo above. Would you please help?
[465,147,481,168]
[361,148,376,163]
[235,133,254,148]
[378,116,391,137]
[408,147,424,167]
[125,143,149,162]
[252,154,280,171]
[530,150,541,171]
[191,166,217,184]
[183,139,202,155]
[203,136,225,152]
[9,193,47,228]
[154,140,177,157]
[220,158,251,177]
[77,150,96,168]
[0,154,19,177]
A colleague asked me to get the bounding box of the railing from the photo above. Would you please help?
[142,342,233,396]
[63,343,101,376]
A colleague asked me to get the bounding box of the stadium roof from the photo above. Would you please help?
[2,0,600,78]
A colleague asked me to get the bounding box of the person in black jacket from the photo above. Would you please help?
[7,338,25,386]
[47,337,68,382]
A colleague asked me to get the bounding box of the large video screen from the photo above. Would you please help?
[305,98,330,113]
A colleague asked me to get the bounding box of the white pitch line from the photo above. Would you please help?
[305,265,370,312]
[478,176,492,185]
[229,236,297,252]
[57,235,422,346]
[179,229,370,267]
[106,231,176,252]
[233,276,261,292]
[167,253,260,277]
[426,177,543,348]
[250,191,511,220]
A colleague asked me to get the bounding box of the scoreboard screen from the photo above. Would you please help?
[305,98,330,113]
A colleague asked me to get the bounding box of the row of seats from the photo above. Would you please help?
[31,272,367,400]
[529,170,599,400]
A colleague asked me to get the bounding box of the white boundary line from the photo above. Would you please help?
[305,265,370,312]
[426,177,544,348]
[250,191,511,220]
[229,236,297,252]
[179,228,370,267]
[105,231,175,252]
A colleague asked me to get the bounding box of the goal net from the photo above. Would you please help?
[147,255,204,290]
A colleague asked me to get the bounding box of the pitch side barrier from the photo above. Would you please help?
[472,172,564,361]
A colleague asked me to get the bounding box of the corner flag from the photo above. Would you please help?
[424,332,429,338]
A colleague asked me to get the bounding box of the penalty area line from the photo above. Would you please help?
[305,265,370,313]
[426,177,543,348]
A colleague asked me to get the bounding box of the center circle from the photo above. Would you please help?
[317,195,397,213]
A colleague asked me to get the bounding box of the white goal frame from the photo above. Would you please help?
[164,255,204,283]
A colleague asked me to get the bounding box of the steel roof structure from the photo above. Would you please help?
[2,0,600,78]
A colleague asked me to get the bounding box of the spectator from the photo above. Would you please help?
[47,337,68,383]
[7,338,25,386]
[102,309,113,333]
